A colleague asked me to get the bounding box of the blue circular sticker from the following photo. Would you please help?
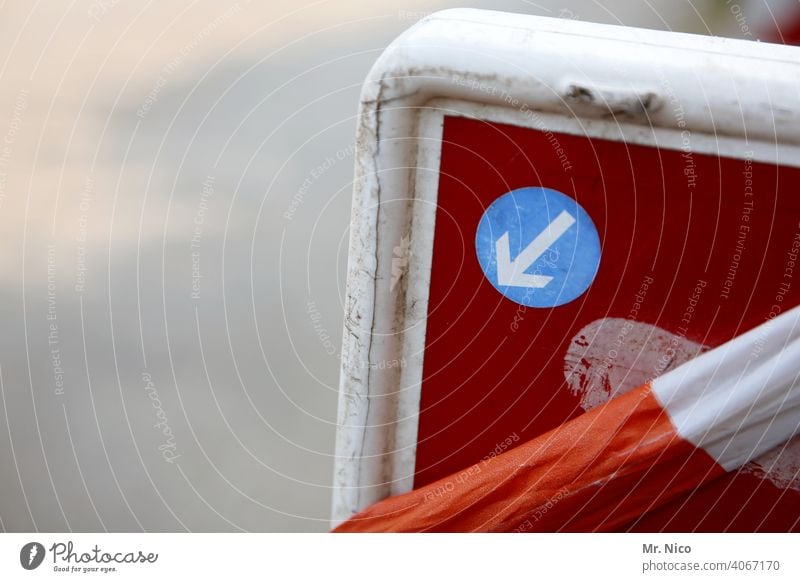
[475,187,600,308]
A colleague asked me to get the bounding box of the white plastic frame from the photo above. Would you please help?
[331,8,800,525]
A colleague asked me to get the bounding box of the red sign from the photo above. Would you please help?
[415,115,800,531]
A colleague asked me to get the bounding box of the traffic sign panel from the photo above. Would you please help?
[414,114,800,532]
[331,8,800,531]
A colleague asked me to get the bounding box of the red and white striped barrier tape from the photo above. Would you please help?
[334,307,800,532]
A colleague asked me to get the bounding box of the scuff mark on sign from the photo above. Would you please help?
[564,318,706,409]
[564,318,799,491]
[741,438,800,490]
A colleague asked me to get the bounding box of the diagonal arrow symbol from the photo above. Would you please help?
[496,210,576,288]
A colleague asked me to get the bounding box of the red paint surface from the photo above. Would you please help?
[415,115,800,531]
[768,12,800,45]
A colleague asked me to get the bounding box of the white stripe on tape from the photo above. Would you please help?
[652,306,800,471]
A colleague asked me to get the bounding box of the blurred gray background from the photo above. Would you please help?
[0,0,792,532]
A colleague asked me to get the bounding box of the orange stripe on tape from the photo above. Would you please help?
[333,384,726,532]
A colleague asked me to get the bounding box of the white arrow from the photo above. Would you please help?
[496,210,576,288]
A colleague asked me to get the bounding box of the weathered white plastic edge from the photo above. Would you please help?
[331,7,800,526]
